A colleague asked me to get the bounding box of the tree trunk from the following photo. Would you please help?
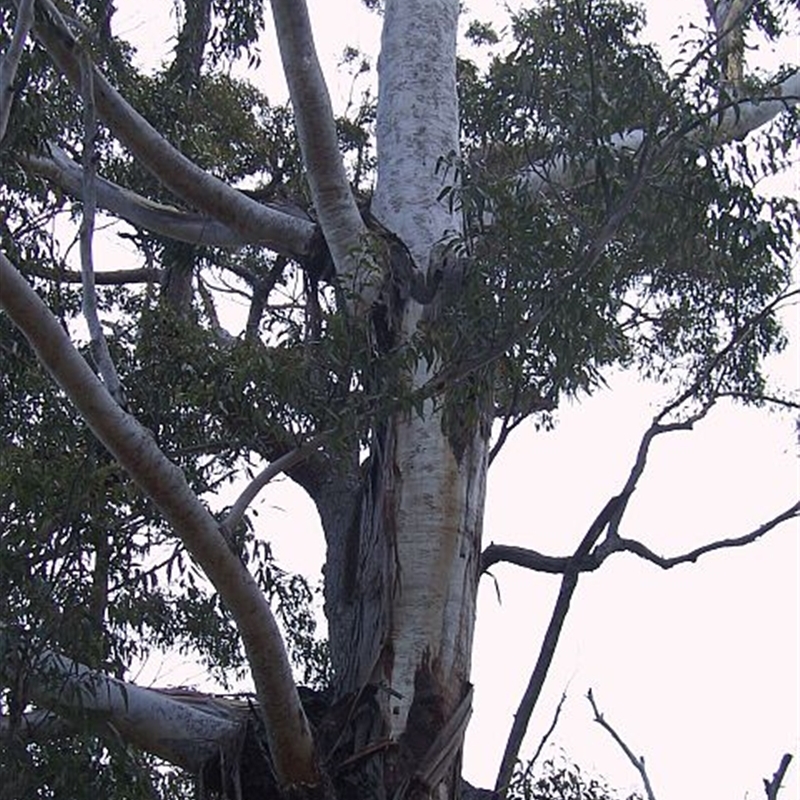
[316,3,490,797]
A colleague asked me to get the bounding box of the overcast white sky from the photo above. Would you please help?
[108,2,800,797]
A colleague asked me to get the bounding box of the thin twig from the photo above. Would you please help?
[79,51,124,406]
[524,690,568,781]
[587,689,658,800]
[0,0,34,141]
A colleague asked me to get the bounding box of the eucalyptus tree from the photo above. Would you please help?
[0,1,798,799]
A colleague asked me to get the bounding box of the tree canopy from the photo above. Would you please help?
[0,0,798,798]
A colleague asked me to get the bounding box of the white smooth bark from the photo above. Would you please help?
[0,250,318,790]
[517,70,800,196]
[372,5,488,767]
[389,410,488,736]
[23,147,316,254]
[373,0,460,271]
[0,646,244,773]
[269,0,374,308]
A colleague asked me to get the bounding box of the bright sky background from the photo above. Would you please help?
[106,1,800,798]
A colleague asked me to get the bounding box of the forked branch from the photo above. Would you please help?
[587,689,658,800]
[764,753,793,800]
[493,495,624,797]
[24,0,317,258]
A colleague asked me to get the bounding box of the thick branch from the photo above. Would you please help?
[515,71,799,197]
[27,0,317,259]
[0,0,34,141]
[22,147,302,250]
[268,0,374,308]
[0,251,319,789]
[0,645,245,773]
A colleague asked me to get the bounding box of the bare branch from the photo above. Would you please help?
[23,264,162,284]
[78,52,124,406]
[484,497,798,576]
[587,689,658,800]
[521,690,568,785]
[0,250,319,789]
[0,0,34,141]
[493,495,623,797]
[268,0,375,308]
[764,753,793,800]
[27,0,317,259]
[602,502,800,568]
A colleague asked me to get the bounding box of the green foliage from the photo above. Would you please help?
[510,751,643,800]
[449,0,797,416]
[0,0,797,796]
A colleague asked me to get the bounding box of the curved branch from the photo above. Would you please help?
[269,0,374,308]
[27,0,317,259]
[515,70,799,197]
[22,147,309,250]
[221,435,326,537]
[484,497,798,576]
[0,250,319,790]
[0,0,34,141]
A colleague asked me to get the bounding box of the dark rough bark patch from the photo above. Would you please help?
[400,649,447,757]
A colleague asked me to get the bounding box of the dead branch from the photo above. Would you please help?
[484,496,798,576]
[493,495,623,797]
[764,753,793,800]
[587,689,657,800]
